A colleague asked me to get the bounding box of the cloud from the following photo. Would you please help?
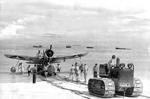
[1,0,150,44]
[3,0,150,14]
[0,24,25,39]
[17,15,45,24]
[0,15,46,40]
[39,0,150,13]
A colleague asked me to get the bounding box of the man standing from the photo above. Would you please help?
[27,65,31,76]
[79,64,84,78]
[83,64,88,83]
[44,65,48,79]
[93,64,98,78]
[108,55,117,68]
[18,62,23,73]
[69,64,75,81]
[32,64,37,83]
[116,57,120,67]
[56,63,61,72]
[74,63,79,82]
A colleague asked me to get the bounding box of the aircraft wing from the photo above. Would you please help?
[4,54,38,61]
[51,52,88,62]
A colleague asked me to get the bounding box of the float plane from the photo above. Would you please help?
[4,45,88,75]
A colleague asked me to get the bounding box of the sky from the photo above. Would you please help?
[0,0,150,49]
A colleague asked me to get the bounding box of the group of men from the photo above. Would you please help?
[27,63,61,77]
[18,62,25,73]
[69,62,88,82]
[18,55,118,83]
[16,63,36,76]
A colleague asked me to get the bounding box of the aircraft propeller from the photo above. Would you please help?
[45,44,54,57]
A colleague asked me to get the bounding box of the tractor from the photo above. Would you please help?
[88,62,143,97]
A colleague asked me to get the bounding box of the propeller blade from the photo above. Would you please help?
[50,45,52,50]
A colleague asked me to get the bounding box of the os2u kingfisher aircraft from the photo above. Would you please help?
[4,45,88,76]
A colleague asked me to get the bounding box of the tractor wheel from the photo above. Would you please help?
[125,87,134,96]
[88,78,115,97]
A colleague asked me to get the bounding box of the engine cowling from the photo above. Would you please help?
[45,49,54,57]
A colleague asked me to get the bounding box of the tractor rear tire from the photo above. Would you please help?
[125,78,143,97]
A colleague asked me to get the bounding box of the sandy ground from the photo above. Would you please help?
[141,79,150,97]
[0,75,149,99]
[0,82,85,99]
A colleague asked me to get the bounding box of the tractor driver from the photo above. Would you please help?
[108,55,117,68]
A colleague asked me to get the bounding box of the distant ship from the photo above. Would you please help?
[66,45,72,48]
[115,47,131,50]
[86,46,94,49]
[33,45,43,48]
